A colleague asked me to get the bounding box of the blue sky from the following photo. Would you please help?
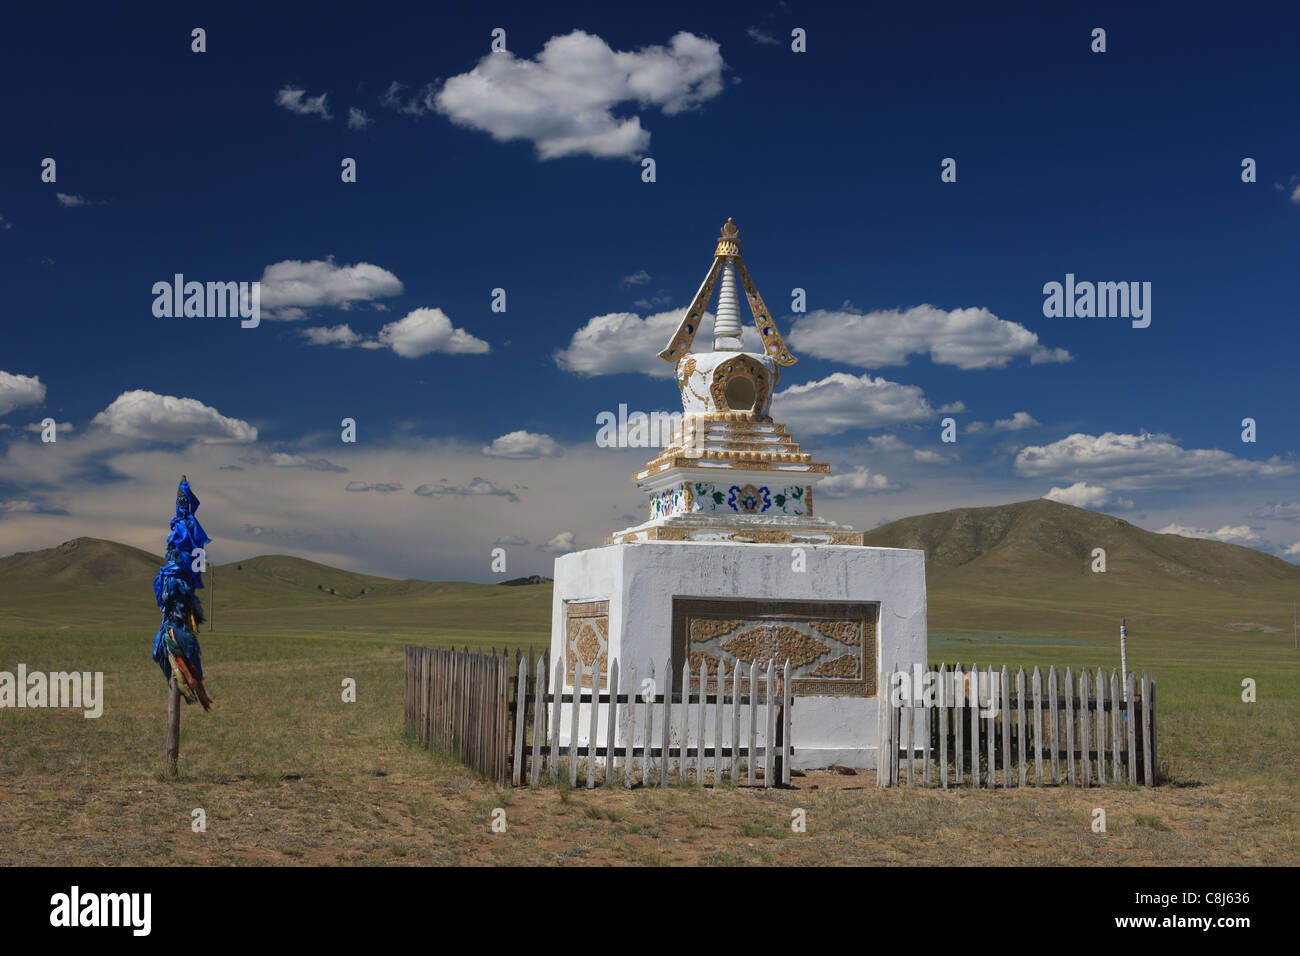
[2,1,1299,580]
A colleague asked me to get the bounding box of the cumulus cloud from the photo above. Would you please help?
[91,390,257,443]
[994,411,1040,431]
[775,373,947,436]
[377,308,490,358]
[413,477,517,502]
[1285,541,1300,556]
[346,107,371,130]
[1157,523,1262,544]
[1043,482,1112,508]
[301,324,362,347]
[538,531,577,554]
[1014,431,1296,490]
[432,30,726,160]
[815,467,897,498]
[482,431,562,459]
[0,372,46,416]
[276,86,332,119]
[268,453,347,472]
[788,304,1072,371]
[259,258,404,320]
[621,269,651,286]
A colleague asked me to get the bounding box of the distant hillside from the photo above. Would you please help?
[0,537,160,588]
[0,537,551,632]
[861,499,1300,589]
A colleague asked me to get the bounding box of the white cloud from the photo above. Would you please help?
[346,107,371,130]
[538,531,577,553]
[377,308,490,358]
[24,421,72,433]
[0,213,11,230]
[775,373,946,436]
[259,258,403,320]
[301,324,362,347]
[55,193,104,208]
[276,86,332,119]
[1015,431,1297,490]
[495,534,530,546]
[1292,183,1300,204]
[816,467,896,498]
[788,304,1072,370]
[746,27,780,46]
[1043,481,1111,508]
[433,30,726,160]
[621,269,651,286]
[913,449,947,464]
[90,390,258,444]
[0,372,46,416]
[1157,523,1262,544]
[1284,541,1300,556]
[994,411,1040,431]
[482,431,562,459]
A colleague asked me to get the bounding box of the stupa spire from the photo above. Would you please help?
[656,218,797,367]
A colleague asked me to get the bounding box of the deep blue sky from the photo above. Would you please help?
[2,1,1299,579]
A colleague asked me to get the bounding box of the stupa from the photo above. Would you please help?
[550,218,928,769]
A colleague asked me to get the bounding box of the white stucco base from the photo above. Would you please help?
[550,541,927,770]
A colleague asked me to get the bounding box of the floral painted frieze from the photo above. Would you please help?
[693,481,809,516]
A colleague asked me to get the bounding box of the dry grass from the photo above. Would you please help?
[2,622,1296,866]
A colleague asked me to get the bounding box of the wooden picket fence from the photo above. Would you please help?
[514,652,792,789]
[878,664,1158,789]
[403,645,792,787]
[404,646,513,784]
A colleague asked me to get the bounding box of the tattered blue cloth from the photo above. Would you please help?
[151,479,212,709]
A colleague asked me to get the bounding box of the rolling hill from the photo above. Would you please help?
[1,500,1296,643]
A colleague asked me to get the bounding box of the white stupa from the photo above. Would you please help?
[609,217,865,547]
[550,219,928,769]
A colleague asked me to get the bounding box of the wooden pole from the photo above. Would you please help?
[165,676,181,777]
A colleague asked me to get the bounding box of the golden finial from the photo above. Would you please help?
[715,217,741,258]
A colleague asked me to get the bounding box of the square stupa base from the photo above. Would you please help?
[550,540,927,770]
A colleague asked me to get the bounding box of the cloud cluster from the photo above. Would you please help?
[90,390,257,444]
[377,308,490,357]
[1015,431,1296,490]
[816,467,897,498]
[776,373,947,436]
[433,31,726,160]
[788,305,1071,370]
[413,477,518,502]
[1042,481,1131,509]
[260,258,404,320]
[275,86,332,119]
[1157,523,1261,544]
[482,431,562,459]
[0,372,45,416]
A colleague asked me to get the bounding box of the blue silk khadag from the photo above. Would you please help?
[151,481,212,705]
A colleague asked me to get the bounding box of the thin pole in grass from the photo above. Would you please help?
[165,677,180,777]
